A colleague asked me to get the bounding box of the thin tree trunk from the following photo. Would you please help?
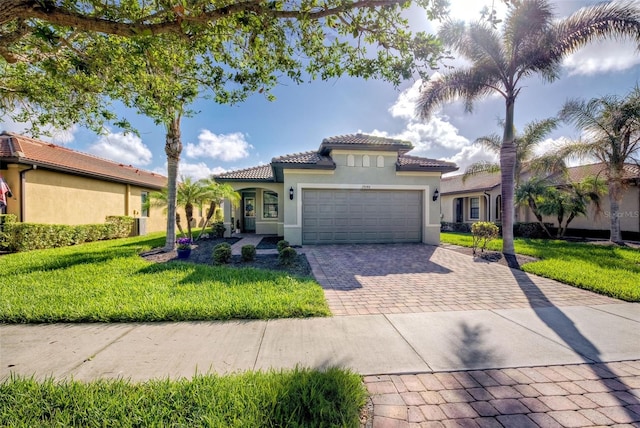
[608,178,623,243]
[528,199,553,238]
[164,116,182,251]
[196,201,217,241]
[500,94,517,256]
[185,202,194,240]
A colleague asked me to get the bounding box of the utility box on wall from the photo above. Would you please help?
[132,217,147,236]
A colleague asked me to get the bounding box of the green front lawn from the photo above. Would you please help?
[0,368,366,427]
[441,232,640,302]
[0,234,330,323]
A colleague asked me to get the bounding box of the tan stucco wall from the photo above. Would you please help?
[221,183,284,237]
[441,190,502,224]
[2,166,166,233]
[283,151,442,245]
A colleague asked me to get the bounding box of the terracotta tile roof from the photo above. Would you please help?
[271,151,333,165]
[0,132,166,189]
[319,133,413,154]
[560,162,640,183]
[441,171,501,194]
[214,164,274,181]
[397,154,458,173]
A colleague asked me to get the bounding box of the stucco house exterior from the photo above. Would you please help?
[215,134,458,245]
[440,163,640,239]
[0,132,167,233]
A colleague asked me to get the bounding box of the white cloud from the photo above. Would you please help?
[564,39,640,76]
[153,161,227,181]
[441,144,498,176]
[87,132,153,166]
[185,130,252,162]
[364,78,471,156]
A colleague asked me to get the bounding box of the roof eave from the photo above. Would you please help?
[319,143,412,155]
[396,165,459,174]
[3,158,166,190]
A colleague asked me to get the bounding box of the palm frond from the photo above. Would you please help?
[554,1,640,58]
[474,135,502,153]
[462,161,501,182]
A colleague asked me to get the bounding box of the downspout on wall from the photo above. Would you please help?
[19,165,36,222]
[484,192,491,222]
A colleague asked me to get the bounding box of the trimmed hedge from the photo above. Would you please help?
[0,216,134,252]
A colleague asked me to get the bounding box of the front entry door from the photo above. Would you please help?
[243,194,256,232]
[455,198,463,223]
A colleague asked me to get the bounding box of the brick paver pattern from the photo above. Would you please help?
[306,244,619,316]
[364,360,640,427]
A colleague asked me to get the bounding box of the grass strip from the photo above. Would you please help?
[0,367,367,427]
[441,232,640,302]
[0,234,330,323]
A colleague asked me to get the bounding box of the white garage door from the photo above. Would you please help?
[302,189,422,244]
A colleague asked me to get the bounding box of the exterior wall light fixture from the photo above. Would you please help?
[289,186,294,200]
[432,188,439,202]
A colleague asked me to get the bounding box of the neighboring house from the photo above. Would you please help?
[215,133,458,245]
[0,132,167,234]
[440,163,640,238]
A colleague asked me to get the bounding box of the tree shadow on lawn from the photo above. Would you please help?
[506,256,640,423]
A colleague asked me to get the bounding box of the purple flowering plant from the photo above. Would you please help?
[177,237,192,250]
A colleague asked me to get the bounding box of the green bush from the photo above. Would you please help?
[213,242,232,264]
[213,222,226,238]
[241,244,256,262]
[0,216,133,252]
[471,221,499,255]
[441,222,472,233]
[276,240,290,254]
[279,246,297,266]
[513,222,552,239]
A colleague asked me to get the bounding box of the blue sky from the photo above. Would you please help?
[2,0,639,179]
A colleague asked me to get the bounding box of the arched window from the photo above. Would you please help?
[362,155,370,167]
[376,155,384,168]
[347,154,355,167]
[496,195,502,220]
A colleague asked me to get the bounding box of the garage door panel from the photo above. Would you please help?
[302,189,422,244]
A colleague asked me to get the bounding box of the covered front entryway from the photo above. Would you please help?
[301,189,422,244]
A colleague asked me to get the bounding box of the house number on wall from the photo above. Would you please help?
[361,185,371,190]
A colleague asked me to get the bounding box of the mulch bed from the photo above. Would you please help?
[441,244,538,269]
[140,237,313,277]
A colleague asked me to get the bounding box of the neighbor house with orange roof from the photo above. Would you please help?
[0,132,167,234]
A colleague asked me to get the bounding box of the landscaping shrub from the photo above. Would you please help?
[279,246,297,266]
[213,222,226,238]
[471,222,499,255]
[0,214,17,250]
[241,244,256,262]
[513,222,552,239]
[213,242,232,264]
[276,240,290,253]
[440,222,472,233]
[0,216,133,252]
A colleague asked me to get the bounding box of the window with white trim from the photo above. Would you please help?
[376,155,384,167]
[262,191,278,219]
[470,197,480,220]
[141,192,149,217]
[362,155,370,167]
[347,154,355,167]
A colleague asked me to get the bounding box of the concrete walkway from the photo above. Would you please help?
[1,240,639,427]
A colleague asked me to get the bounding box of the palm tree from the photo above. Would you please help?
[557,88,640,243]
[416,0,640,256]
[151,177,213,241]
[538,176,607,238]
[195,179,240,240]
[463,118,564,185]
[515,176,554,237]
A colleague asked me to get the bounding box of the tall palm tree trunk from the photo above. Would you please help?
[500,95,517,256]
[164,116,182,251]
[608,178,623,243]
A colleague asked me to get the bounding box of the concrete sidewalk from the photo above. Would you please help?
[2,303,638,382]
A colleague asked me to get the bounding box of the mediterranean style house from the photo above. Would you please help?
[0,132,167,233]
[440,163,640,239]
[215,134,458,245]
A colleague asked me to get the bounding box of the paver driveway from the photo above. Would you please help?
[305,244,619,316]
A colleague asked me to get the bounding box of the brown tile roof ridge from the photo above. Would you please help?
[320,133,414,152]
[1,132,166,189]
[214,164,274,180]
[441,171,501,194]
